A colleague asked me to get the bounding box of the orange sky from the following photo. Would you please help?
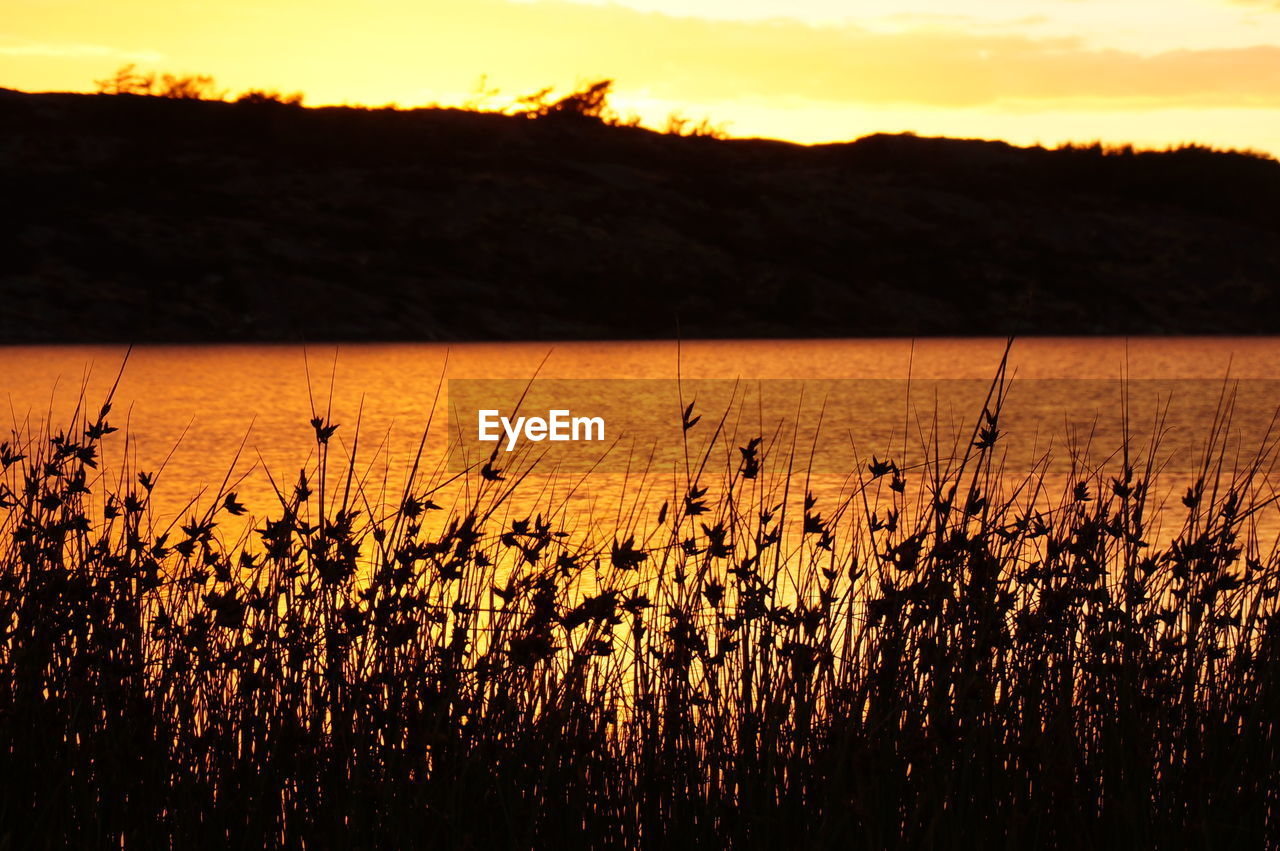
[3,0,1279,154]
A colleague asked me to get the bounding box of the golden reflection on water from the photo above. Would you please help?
[2,337,1280,543]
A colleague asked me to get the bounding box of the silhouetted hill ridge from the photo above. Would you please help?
[3,89,1278,341]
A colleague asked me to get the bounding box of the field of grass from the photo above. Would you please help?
[1,354,1278,848]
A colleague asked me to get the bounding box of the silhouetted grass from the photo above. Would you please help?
[1,357,1278,849]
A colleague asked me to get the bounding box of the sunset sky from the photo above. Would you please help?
[4,0,1279,154]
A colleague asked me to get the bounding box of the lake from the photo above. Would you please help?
[3,337,1280,538]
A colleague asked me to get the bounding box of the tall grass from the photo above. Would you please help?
[1,357,1278,849]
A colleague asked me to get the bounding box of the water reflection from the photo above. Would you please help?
[2,338,1279,537]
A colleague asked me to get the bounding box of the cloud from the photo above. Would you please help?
[0,41,162,61]
[477,2,1280,110]
[871,12,1053,30]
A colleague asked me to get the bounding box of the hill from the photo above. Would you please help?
[3,88,1279,341]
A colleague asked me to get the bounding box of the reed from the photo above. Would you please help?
[1,356,1278,849]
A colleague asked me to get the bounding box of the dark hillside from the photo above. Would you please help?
[3,88,1278,341]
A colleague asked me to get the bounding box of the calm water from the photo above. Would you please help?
[3,337,1280,536]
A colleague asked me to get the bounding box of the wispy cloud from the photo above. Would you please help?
[0,41,161,61]
[487,3,1280,110]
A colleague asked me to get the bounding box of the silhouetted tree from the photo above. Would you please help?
[235,89,305,107]
[157,73,223,100]
[93,64,155,95]
[516,79,615,122]
[93,65,224,100]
